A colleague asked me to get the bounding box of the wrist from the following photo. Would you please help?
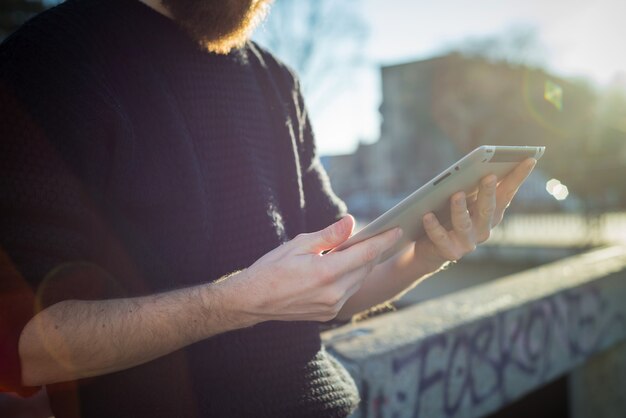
[203,270,262,333]
[412,240,448,272]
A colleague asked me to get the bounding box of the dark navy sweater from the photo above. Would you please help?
[0,0,358,416]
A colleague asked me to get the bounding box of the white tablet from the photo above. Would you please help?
[333,145,545,262]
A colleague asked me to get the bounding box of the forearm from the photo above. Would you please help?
[18,273,252,387]
[16,216,406,387]
[336,241,446,319]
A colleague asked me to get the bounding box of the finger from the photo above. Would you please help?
[494,158,537,223]
[450,192,475,250]
[466,192,478,206]
[423,213,458,261]
[309,274,365,322]
[472,175,497,242]
[497,158,536,200]
[295,215,355,254]
[336,277,366,313]
[333,255,377,292]
[314,263,374,321]
[323,227,402,277]
[332,266,370,303]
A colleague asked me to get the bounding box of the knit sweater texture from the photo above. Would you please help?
[0,0,359,416]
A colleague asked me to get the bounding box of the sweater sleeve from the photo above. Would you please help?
[0,23,125,396]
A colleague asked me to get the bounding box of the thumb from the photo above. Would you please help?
[300,215,355,254]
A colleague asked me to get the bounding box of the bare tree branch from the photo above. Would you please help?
[254,0,368,111]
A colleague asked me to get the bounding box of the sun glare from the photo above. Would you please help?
[544,80,563,111]
[546,178,569,201]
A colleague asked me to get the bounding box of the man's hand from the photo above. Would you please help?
[19,215,400,387]
[335,158,537,319]
[416,157,537,266]
[219,215,402,323]
[18,161,531,387]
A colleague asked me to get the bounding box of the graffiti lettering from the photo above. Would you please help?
[364,284,625,417]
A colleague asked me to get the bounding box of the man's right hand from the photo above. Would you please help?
[19,216,400,387]
[219,215,402,324]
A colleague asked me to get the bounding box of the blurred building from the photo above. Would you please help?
[323,53,578,220]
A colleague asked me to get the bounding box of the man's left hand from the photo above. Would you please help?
[416,157,537,266]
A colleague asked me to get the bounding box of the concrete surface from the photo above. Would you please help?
[322,246,626,418]
[569,340,626,418]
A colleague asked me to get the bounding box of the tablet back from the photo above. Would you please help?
[333,145,545,262]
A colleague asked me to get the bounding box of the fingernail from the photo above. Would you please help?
[485,176,497,187]
[338,215,353,231]
[395,228,404,239]
[424,213,435,224]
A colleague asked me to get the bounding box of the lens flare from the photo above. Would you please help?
[522,71,569,138]
[553,184,569,200]
[544,80,563,111]
[546,178,569,200]
[546,178,561,194]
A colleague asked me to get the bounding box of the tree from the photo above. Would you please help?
[444,25,548,68]
[253,0,368,111]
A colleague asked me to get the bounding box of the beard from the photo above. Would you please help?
[160,0,272,54]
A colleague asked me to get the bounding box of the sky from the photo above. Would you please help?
[44,0,626,156]
[311,0,626,155]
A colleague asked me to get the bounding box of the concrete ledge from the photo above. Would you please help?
[569,340,626,418]
[322,246,626,418]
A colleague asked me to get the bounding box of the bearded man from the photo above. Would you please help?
[0,0,535,417]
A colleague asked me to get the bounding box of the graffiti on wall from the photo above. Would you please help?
[361,283,625,418]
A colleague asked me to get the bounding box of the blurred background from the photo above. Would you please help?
[252,0,626,214]
[2,0,626,417]
[5,0,625,230]
[251,0,626,305]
